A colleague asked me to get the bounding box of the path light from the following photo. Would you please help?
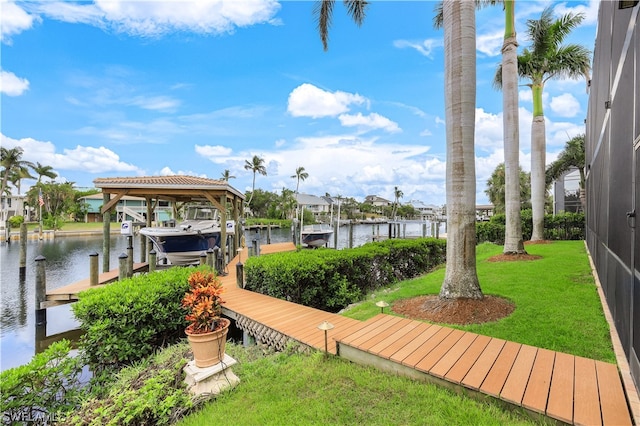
[317,320,334,354]
[376,300,389,314]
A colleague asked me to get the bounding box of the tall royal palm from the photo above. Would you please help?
[518,6,590,240]
[439,0,483,299]
[391,186,403,219]
[496,0,525,254]
[1,147,35,197]
[291,166,309,193]
[244,155,267,206]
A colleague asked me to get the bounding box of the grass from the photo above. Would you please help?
[343,241,615,362]
[178,343,543,426]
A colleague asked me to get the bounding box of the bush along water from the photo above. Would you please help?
[476,210,585,244]
[244,238,446,312]
[72,266,203,372]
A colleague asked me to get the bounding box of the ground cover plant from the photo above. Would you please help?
[177,343,541,426]
[342,241,615,362]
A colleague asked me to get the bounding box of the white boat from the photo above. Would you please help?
[301,224,334,248]
[140,206,222,265]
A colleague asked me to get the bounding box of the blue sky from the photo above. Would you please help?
[1,0,597,206]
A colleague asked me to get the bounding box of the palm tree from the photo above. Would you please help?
[33,162,57,183]
[486,163,531,213]
[220,169,235,181]
[546,134,585,210]
[391,186,403,219]
[291,166,309,193]
[438,0,483,300]
[315,0,368,51]
[1,147,35,197]
[244,155,267,206]
[517,6,590,240]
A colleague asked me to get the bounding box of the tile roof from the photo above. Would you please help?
[93,175,245,199]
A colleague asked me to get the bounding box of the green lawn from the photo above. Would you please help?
[343,241,615,362]
[178,240,613,425]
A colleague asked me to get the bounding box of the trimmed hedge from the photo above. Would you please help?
[476,211,585,244]
[244,238,446,312]
[72,266,203,370]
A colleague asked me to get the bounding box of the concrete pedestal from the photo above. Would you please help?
[183,354,240,396]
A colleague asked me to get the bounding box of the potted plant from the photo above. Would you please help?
[182,270,229,367]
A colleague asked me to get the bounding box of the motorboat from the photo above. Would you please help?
[140,205,222,265]
[301,224,334,248]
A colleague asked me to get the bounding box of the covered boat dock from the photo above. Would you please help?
[93,175,245,272]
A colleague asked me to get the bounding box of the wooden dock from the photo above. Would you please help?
[218,243,634,425]
[44,262,148,308]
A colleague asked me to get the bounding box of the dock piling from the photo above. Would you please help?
[126,236,134,277]
[35,255,47,326]
[149,250,157,273]
[19,223,27,277]
[199,252,207,266]
[118,253,128,281]
[207,248,214,269]
[89,252,99,286]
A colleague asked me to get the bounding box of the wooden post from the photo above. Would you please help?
[422,222,427,237]
[19,223,27,276]
[388,223,392,239]
[267,224,272,244]
[139,232,146,263]
[102,192,111,273]
[214,246,221,274]
[199,252,207,266]
[207,248,214,269]
[118,253,127,281]
[236,263,244,288]
[402,223,406,238]
[127,235,134,277]
[348,222,354,248]
[436,221,440,239]
[149,249,157,273]
[35,255,47,326]
[89,252,99,286]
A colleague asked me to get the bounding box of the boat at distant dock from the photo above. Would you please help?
[301,224,334,248]
[140,205,222,265]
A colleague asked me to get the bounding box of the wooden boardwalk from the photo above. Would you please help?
[44,262,148,308]
[219,242,634,426]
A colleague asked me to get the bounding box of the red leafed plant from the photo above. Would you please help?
[182,271,225,334]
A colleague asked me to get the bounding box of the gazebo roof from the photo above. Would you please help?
[93,175,245,214]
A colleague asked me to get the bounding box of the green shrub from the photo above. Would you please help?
[476,210,584,244]
[7,215,24,228]
[244,238,446,312]
[72,267,202,370]
[1,340,85,423]
[65,343,196,426]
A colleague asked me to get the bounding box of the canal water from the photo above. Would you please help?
[0,221,440,371]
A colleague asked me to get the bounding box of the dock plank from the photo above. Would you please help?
[546,352,575,424]
[522,348,555,414]
[500,344,537,405]
[574,356,602,426]
[445,334,491,384]
[430,332,479,379]
[480,341,521,397]
[595,360,633,426]
[461,338,506,390]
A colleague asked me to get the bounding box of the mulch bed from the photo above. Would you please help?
[392,295,515,325]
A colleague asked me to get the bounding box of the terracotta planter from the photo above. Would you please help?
[186,318,230,368]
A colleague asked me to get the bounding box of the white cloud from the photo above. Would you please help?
[0,70,30,96]
[393,38,442,58]
[159,166,206,177]
[476,30,503,57]
[338,112,401,133]
[550,93,581,118]
[1,1,40,44]
[1,133,141,174]
[194,144,233,163]
[420,129,432,137]
[25,0,281,37]
[287,83,366,118]
[128,95,181,112]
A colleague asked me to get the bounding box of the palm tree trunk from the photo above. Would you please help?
[530,84,546,241]
[502,0,525,254]
[439,0,483,300]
